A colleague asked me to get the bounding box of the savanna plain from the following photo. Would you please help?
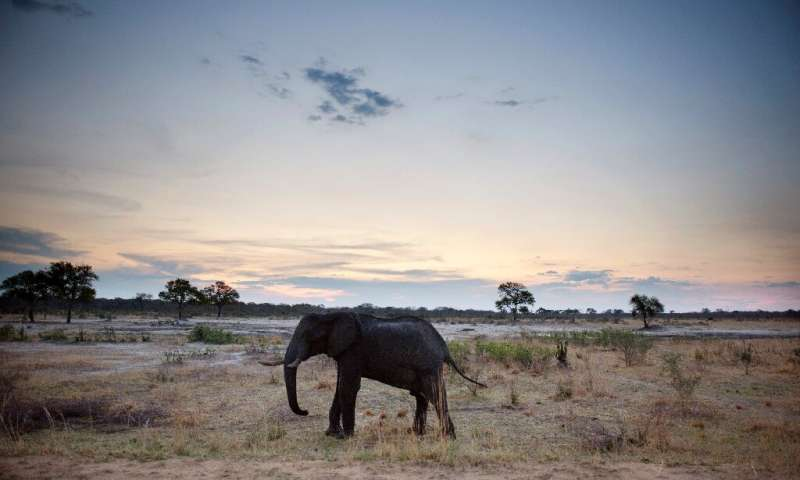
[1,316,799,479]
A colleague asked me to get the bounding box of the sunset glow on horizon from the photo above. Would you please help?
[1,1,798,311]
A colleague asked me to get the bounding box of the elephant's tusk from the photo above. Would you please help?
[287,358,301,368]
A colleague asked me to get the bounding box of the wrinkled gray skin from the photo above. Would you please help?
[282,312,485,439]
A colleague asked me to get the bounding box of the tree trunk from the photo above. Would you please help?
[217,304,222,318]
[512,307,517,323]
[66,302,72,324]
[27,306,34,323]
[178,301,183,322]
[643,314,648,329]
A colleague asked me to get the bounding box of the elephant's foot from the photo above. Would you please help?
[325,427,342,437]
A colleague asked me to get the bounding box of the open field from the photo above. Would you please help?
[1,319,799,479]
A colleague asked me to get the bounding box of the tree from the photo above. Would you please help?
[134,293,152,311]
[202,281,239,318]
[1,270,50,322]
[629,294,665,329]
[586,307,597,315]
[495,282,535,322]
[159,278,202,321]
[46,262,98,323]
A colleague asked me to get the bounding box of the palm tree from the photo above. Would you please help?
[630,294,665,329]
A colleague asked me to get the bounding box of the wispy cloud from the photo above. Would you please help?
[495,99,522,107]
[240,55,262,65]
[15,185,141,212]
[118,253,208,277]
[304,59,401,124]
[11,0,92,18]
[434,93,465,102]
[262,283,349,302]
[238,54,292,99]
[493,96,558,108]
[0,226,84,258]
[563,269,613,286]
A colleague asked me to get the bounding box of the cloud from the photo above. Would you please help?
[434,93,464,102]
[346,267,465,280]
[0,226,84,258]
[118,253,207,277]
[538,270,559,276]
[240,55,262,65]
[304,60,400,124]
[761,281,800,288]
[495,99,522,107]
[262,283,349,302]
[238,54,293,99]
[11,0,92,17]
[493,96,558,108]
[563,269,613,285]
[16,185,141,212]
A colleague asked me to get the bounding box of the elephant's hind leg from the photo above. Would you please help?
[412,392,428,436]
[423,371,455,439]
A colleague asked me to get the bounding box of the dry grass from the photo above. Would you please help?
[0,331,799,475]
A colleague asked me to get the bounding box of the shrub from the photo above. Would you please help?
[0,325,28,342]
[447,340,470,367]
[162,348,217,364]
[602,330,653,366]
[554,377,574,401]
[188,325,239,344]
[38,329,69,342]
[476,340,553,369]
[661,352,701,402]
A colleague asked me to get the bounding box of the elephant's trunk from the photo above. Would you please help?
[284,337,308,416]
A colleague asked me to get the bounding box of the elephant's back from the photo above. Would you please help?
[359,315,448,367]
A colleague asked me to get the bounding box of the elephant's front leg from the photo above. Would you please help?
[336,357,361,438]
[325,368,343,436]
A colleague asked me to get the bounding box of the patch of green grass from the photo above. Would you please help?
[0,325,28,342]
[187,325,240,344]
[38,329,69,342]
[475,340,553,368]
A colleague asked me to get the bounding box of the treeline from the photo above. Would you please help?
[0,295,797,322]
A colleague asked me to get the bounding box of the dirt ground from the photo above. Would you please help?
[1,318,799,479]
[0,456,739,480]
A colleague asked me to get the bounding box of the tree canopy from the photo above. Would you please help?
[630,294,665,329]
[46,261,98,323]
[159,278,203,321]
[495,282,535,322]
[202,281,240,318]
[0,270,50,322]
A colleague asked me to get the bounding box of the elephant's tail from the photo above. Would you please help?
[445,356,488,388]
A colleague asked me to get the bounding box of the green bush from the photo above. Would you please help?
[447,340,471,366]
[661,352,701,402]
[39,329,69,342]
[0,325,28,342]
[476,340,553,369]
[613,331,653,366]
[188,325,239,344]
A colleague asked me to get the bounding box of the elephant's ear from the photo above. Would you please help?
[327,313,360,358]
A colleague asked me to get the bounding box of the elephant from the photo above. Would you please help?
[274,312,486,439]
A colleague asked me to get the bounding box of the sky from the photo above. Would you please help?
[0,0,799,312]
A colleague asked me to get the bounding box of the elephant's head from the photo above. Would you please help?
[283,312,360,416]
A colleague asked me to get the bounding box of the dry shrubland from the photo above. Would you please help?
[1,327,799,476]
